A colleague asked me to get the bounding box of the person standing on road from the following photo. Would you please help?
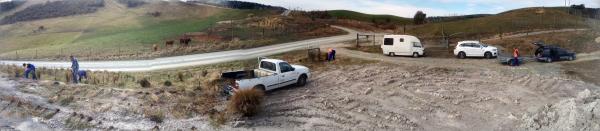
[513,48,520,66]
[70,56,79,83]
[22,63,37,80]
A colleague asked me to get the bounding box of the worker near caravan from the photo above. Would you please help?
[513,48,520,66]
[70,56,79,83]
[22,63,37,80]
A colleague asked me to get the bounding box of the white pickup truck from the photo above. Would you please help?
[222,58,311,95]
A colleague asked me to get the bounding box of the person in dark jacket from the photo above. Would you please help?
[22,63,37,80]
[70,56,79,83]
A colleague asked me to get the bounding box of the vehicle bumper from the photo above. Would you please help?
[223,85,236,96]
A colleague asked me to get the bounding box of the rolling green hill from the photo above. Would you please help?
[406,7,598,38]
[0,0,275,60]
[328,10,412,25]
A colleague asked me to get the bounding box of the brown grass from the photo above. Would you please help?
[227,88,264,116]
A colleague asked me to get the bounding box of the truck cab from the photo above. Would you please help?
[222,58,311,95]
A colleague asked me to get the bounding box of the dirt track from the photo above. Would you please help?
[234,45,600,130]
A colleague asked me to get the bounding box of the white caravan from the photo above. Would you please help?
[381,35,424,57]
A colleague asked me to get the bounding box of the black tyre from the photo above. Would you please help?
[390,52,395,56]
[568,56,575,61]
[546,58,553,63]
[413,53,419,58]
[254,85,266,92]
[296,75,307,87]
[485,52,492,59]
[458,52,466,59]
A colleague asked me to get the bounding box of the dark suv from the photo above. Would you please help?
[533,41,576,63]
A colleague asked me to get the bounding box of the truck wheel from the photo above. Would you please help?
[296,75,307,87]
[458,52,466,59]
[485,52,492,59]
[412,53,419,58]
[546,58,553,63]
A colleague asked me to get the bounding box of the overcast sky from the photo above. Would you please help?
[241,0,600,17]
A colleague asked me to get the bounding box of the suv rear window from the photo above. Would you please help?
[260,61,276,72]
[384,38,394,45]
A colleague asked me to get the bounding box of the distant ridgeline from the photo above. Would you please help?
[187,0,286,10]
[427,14,493,23]
[116,0,146,8]
[569,4,600,19]
[0,0,105,25]
[0,0,26,12]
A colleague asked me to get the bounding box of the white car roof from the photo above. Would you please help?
[262,59,286,63]
[458,41,481,44]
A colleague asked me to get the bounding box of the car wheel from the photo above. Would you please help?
[296,75,307,87]
[254,85,266,92]
[458,52,466,59]
[568,56,575,61]
[546,58,553,63]
[412,53,419,58]
[485,52,492,59]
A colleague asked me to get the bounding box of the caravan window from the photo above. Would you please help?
[384,38,394,45]
[399,38,404,42]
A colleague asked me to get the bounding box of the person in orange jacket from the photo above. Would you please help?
[513,48,520,66]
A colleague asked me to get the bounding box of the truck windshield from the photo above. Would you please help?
[279,62,293,73]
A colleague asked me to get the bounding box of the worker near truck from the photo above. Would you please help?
[513,48,520,66]
[22,63,37,80]
[70,56,79,83]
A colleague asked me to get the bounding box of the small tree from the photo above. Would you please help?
[413,11,427,25]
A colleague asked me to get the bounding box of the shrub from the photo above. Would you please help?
[144,109,164,123]
[163,80,172,87]
[227,88,264,116]
[138,78,151,88]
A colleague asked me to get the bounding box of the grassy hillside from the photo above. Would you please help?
[328,10,412,25]
[406,7,597,39]
[0,0,266,60]
[0,0,341,60]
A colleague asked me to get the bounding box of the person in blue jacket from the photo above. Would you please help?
[70,56,79,83]
[22,63,37,80]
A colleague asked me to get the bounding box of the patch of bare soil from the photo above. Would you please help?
[562,60,600,86]
[236,61,599,130]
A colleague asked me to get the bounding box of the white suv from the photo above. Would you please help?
[453,41,498,59]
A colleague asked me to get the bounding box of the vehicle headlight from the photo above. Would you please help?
[493,49,498,52]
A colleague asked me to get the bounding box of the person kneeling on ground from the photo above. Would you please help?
[22,63,37,80]
[78,70,87,82]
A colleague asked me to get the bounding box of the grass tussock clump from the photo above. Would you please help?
[138,78,151,88]
[228,88,264,116]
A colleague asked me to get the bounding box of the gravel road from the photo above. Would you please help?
[0,26,359,72]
